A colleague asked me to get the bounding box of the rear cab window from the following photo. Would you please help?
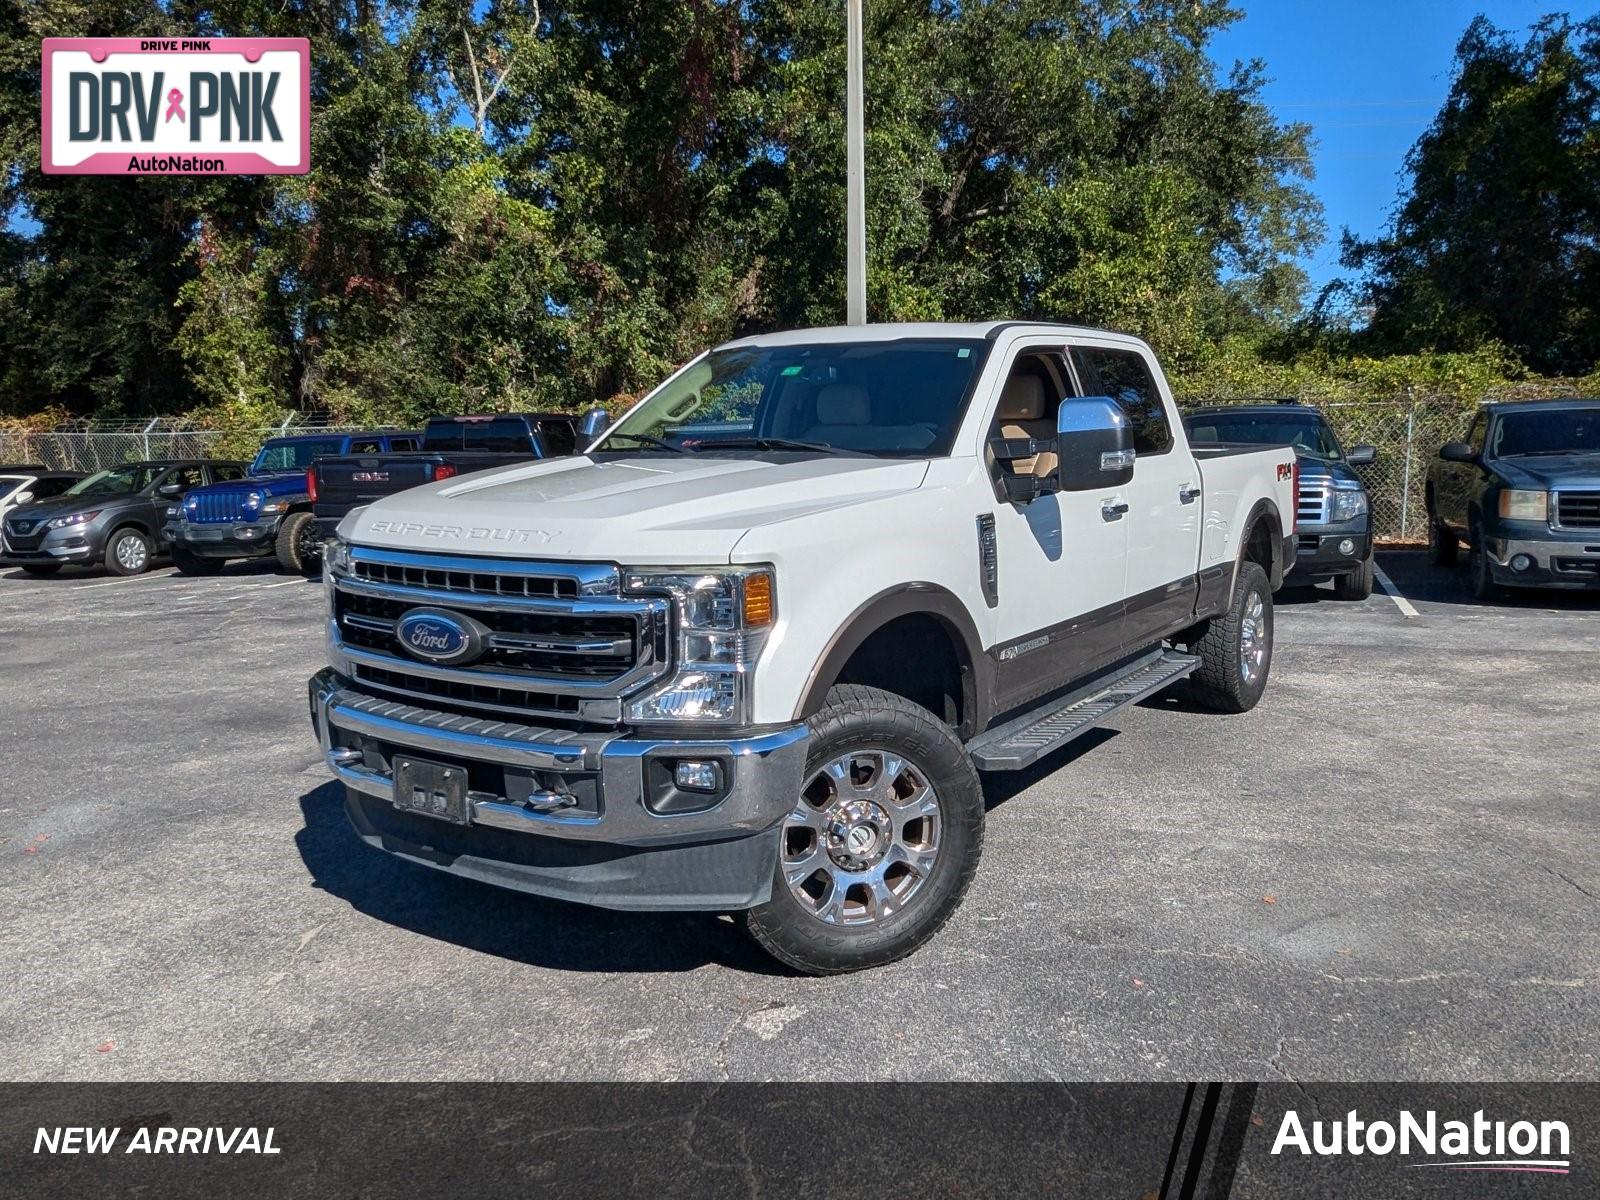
[422,417,536,453]
[1068,346,1172,455]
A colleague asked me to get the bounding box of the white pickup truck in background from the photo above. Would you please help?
[309,322,1297,973]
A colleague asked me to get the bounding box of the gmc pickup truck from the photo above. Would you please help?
[310,413,584,540]
[1427,398,1600,597]
[308,322,1297,973]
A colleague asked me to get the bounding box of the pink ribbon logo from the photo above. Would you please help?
[164,88,185,123]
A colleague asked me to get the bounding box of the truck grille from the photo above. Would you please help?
[332,547,670,724]
[1296,469,1330,525]
[187,488,253,524]
[1554,491,1600,529]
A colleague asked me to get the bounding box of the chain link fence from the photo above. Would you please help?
[0,418,361,475]
[3,401,1477,542]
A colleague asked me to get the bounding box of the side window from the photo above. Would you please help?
[211,464,247,482]
[348,439,382,454]
[1467,414,1487,455]
[37,477,76,499]
[1068,346,1172,455]
[535,421,577,457]
[165,466,205,491]
[386,437,418,452]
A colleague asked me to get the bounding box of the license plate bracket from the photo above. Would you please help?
[392,756,471,825]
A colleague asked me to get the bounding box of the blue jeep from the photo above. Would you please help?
[166,431,418,575]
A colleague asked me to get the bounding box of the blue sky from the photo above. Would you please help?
[1210,0,1565,295]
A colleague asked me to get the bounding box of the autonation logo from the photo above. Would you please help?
[1272,1108,1571,1175]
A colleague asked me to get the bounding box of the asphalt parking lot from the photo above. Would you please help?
[1,551,1595,1082]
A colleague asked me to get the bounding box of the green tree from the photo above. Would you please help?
[1344,14,1600,375]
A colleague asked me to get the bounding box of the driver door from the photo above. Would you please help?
[986,341,1130,716]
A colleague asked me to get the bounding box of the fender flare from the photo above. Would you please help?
[793,583,992,737]
[1233,497,1286,594]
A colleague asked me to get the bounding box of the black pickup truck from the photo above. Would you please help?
[1427,398,1600,598]
[310,412,600,537]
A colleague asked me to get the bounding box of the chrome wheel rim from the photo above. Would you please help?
[781,749,942,926]
[115,534,147,572]
[1239,591,1268,684]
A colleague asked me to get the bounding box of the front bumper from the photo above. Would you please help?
[1290,527,1372,577]
[1482,529,1600,589]
[1,523,101,563]
[167,516,282,557]
[307,668,809,911]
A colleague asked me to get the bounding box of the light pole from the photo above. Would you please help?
[845,0,866,325]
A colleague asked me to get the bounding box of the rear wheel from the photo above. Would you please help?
[173,548,225,576]
[740,685,984,975]
[1427,512,1458,566]
[274,511,320,575]
[1333,553,1375,601]
[104,527,153,576]
[19,563,61,576]
[1182,561,1273,713]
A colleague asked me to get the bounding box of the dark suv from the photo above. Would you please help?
[1184,403,1378,599]
[2,459,246,576]
[1427,398,1600,597]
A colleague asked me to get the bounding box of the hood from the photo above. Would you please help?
[1495,452,1600,490]
[1295,455,1362,488]
[185,474,305,498]
[6,492,141,522]
[344,453,931,563]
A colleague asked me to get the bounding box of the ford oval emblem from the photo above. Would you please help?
[394,608,487,665]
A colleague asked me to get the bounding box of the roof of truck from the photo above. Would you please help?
[1481,397,1600,414]
[720,321,1142,349]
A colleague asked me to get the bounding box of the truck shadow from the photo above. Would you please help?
[293,781,789,976]
[980,727,1119,810]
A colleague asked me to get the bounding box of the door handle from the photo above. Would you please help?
[1101,500,1130,520]
[1178,484,1201,504]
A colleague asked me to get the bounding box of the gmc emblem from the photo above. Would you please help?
[352,471,389,482]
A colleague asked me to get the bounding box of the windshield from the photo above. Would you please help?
[66,465,163,496]
[1492,408,1600,456]
[596,339,991,458]
[1184,411,1344,461]
[251,438,347,473]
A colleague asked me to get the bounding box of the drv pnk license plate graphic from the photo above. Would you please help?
[41,38,309,175]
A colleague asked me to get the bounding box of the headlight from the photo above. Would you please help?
[47,509,100,528]
[243,490,264,510]
[1330,488,1368,522]
[622,566,775,724]
[1498,489,1547,521]
[324,536,352,576]
[164,504,180,518]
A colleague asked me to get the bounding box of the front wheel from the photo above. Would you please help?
[274,511,320,575]
[1468,529,1500,602]
[1333,554,1375,601]
[104,527,153,576]
[740,684,985,975]
[1182,561,1273,713]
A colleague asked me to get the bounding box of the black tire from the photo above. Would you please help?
[1181,561,1273,713]
[1427,512,1458,566]
[274,511,320,575]
[740,684,985,975]
[1333,553,1375,601]
[173,548,225,576]
[103,526,153,576]
[19,563,61,576]
[1467,527,1500,601]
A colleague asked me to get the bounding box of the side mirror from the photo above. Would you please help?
[1057,396,1134,491]
[1439,441,1476,464]
[578,407,610,445]
[11,490,33,505]
[157,482,184,497]
[1346,444,1377,466]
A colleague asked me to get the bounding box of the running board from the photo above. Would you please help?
[967,649,1199,771]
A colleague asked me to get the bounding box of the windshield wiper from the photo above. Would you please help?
[699,436,871,457]
[601,433,692,454]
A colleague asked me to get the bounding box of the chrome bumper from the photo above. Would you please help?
[308,668,809,848]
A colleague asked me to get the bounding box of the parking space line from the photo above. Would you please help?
[257,578,311,589]
[1372,562,1420,618]
[71,572,176,591]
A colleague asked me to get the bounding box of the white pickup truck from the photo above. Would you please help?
[308,322,1297,973]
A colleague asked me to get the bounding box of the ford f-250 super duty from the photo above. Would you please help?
[308,322,1297,974]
